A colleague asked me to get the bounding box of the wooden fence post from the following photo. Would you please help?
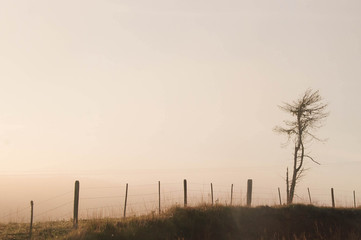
[73,180,79,229]
[184,179,187,207]
[307,188,312,204]
[278,187,282,205]
[123,183,128,218]
[211,183,214,205]
[231,184,233,206]
[29,200,34,240]
[331,188,335,208]
[158,181,161,214]
[247,179,253,207]
[354,190,356,208]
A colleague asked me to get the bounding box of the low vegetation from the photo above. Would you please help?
[2,204,361,240]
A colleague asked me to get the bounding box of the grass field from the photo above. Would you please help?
[1,204,361,240]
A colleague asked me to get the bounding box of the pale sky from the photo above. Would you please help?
[0,0,361,219]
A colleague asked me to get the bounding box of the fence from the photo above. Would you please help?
[1,179,360,229]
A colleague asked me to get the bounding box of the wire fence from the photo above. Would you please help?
[0,179,360,223]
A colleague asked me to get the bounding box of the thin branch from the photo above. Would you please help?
[304,155,321,165]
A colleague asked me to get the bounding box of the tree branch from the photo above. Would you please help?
[304,155,321,165]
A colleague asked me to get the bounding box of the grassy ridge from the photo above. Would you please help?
[2,205,361,239]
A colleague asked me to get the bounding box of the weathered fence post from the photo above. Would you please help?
[211,183,214,205]
[183,179,187,207]
[123,183,128,218]
[158,181,161,214]
[331,188,335,208]
[230,184,233,206]
[29,200,34,239]
[278,187,282,205]
[307,188,312,204]
[73,180,79,229]
[247,179,253,207]
[354,190,356,208]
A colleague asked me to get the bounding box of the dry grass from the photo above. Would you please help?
[2,204,361,240]
[0,220,73,240]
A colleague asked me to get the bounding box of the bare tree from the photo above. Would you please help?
[275,89,328,204]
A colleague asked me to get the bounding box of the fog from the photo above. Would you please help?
[1,0,361,222]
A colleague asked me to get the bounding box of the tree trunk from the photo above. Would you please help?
[289,143,300,204]
[286,168,290,204]
[289,168,297,203]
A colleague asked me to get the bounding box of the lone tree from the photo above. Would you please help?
[275,89,328,204]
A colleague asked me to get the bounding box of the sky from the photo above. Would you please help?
[0,0,361,220]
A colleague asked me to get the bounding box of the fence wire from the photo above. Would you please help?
[1,180,360,223]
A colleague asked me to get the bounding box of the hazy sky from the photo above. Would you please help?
[0,0,361,217]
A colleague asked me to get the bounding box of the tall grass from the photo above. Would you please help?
[2,204,361,240]
[66,204,361,240]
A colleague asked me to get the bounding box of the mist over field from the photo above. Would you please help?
[1,0,361,224]
[1,166,359,223]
